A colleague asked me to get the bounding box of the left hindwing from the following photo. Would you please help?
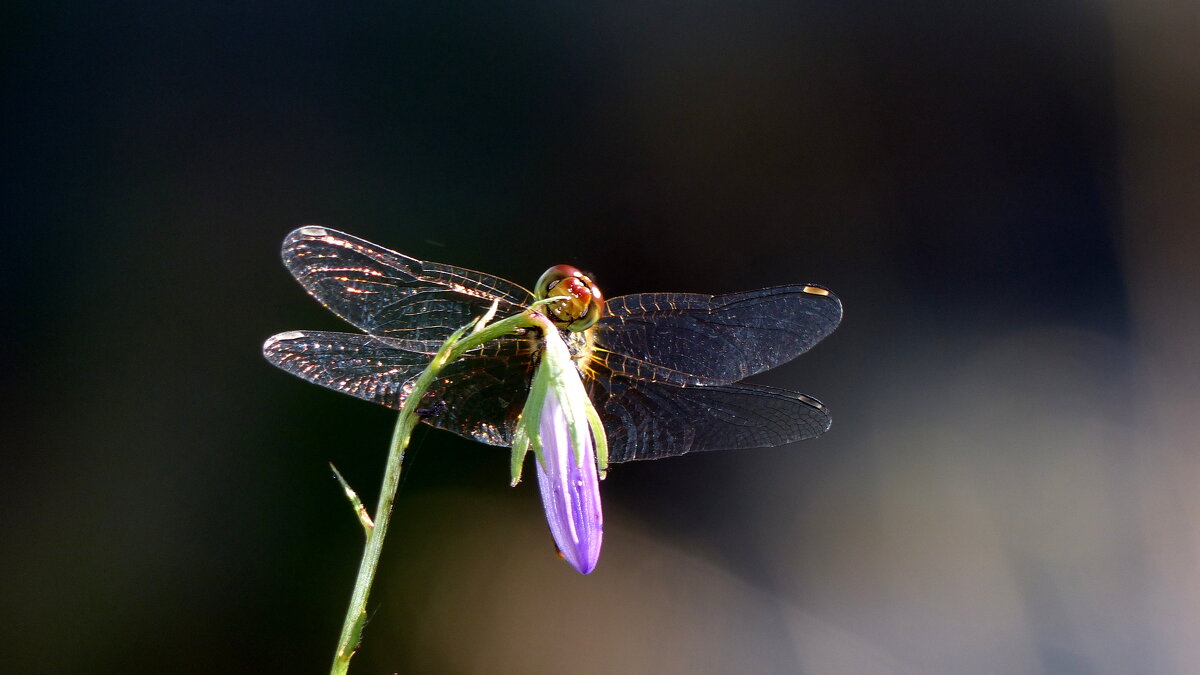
[263,329,537,447]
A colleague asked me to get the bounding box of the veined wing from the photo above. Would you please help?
[282,226,535,341]
[263,329,828,461]
[595,285,842,384]
[585,363,832,463]
[263,330,535,447]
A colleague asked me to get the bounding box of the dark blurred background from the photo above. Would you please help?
[3,2,1198,673]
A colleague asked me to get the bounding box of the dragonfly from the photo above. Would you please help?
[263,227,841,463]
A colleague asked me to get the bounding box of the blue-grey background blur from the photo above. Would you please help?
[4,2,1198,673]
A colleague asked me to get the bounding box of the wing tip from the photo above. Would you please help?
[286,225,334,241]
[282,225,350,256]
[789,391,834,437]
[797,283,843,326]
[797,282,840,303]
[720,283,843,323]
[263,331,307,356]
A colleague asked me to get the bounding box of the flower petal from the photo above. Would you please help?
[534,386,603,574]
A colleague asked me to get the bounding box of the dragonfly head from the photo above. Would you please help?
[535,264,604,332]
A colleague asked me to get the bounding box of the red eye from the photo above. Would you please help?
[535,265,604,331]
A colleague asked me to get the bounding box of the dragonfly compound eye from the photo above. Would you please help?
[535,264,604,331]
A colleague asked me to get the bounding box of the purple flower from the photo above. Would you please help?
[533,377,604,574]
[507,316,608,573]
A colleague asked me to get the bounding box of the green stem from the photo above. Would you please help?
[329,309,542,674]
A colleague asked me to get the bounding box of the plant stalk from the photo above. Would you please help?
[329,309,539,674]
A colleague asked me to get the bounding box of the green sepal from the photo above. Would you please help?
[583,398,608,479]
[510,362,550,486]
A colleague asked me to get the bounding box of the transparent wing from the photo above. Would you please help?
[282,226,534,341]
[595,285,842,384]
[585,363,832,463]
[264,329,830,462]
[263,330,535,447]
